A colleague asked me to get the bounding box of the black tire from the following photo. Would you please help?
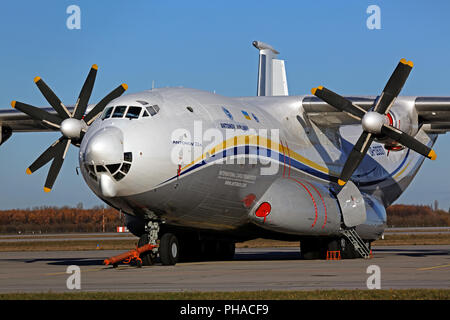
[300,240,319,260]
[300,239,327,260]
[138,234,154,266]
[203,240,220,261]
[340,237,358,259]
[160,233,179,265]
[217,241,235,261]
[178,235,202,262]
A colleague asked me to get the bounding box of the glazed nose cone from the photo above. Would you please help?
[84,128,123,164]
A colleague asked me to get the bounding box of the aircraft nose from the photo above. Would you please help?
[84,127,123,164]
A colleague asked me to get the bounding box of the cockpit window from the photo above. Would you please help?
[125,106,142,119]
[102,107,113,120]
[112,106,127,118]
[142,110,150,117]
[146,105,160,116]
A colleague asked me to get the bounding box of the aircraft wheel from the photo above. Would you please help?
[160,233,179,265]
[300,240,318,260]
[300,239,327,260]
[178,236,202,262]
[339,237,358,259]
[218,241,235,260]
[138,234,154,266]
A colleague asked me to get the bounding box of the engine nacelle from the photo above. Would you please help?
[377,98,419,150]
[249,177,342,236]
[0,126,12,146]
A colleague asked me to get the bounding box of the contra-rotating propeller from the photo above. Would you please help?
[11,64,128,192]
[311,58,436,186]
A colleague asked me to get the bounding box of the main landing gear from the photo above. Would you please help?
[300,236,372,260]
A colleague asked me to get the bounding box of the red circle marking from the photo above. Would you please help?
[255,202,272,223]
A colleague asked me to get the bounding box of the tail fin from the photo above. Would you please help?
[252,41,288,96]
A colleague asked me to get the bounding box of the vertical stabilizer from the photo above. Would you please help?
[252,41,288,96]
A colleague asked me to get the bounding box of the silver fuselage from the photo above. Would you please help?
[79,88,435,240]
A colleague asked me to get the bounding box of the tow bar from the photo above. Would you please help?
[103,243,158,268]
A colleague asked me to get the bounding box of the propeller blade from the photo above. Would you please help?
[338,131,375,186]
[44,138,71,192]
[311,86,366,120]
[72,64,98,120]
[380,125,436,160]
[27,137,65,175]
[34,77,71,119]
[11,101,62,128]
[83,83,128,125]
[373,59,413,115]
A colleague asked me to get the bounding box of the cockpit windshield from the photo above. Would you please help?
[112,106,127,118]
[125,106,142,119]
[102,107,113,120]
[101,103,160,120]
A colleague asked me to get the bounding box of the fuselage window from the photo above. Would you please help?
[102,107,113,120]
[112,106,127,118]
[125,106,142,119]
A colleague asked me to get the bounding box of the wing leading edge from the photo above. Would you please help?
[303,95,450,134]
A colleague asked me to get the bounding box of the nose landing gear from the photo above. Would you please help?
[137,220,180,266]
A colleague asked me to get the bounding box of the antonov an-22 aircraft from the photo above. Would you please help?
[1,41,449,265]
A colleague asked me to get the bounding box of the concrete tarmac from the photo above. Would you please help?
[0,245,449,293]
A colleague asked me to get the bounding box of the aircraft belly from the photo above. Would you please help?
[121,162,277,231]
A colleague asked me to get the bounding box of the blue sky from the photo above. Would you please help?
[1,0,450,209]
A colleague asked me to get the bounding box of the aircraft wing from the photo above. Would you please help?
[0,107,61,132]
[303,96,450,133]
[302,96,375,126]
[415,97,450,133]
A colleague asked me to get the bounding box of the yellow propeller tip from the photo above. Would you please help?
[11,100,16,108]
[428,150,437,160]
[400,58,414,67]
[34,76,41,83]
[121,83,128,90]
[44,187,51,193]
[92,64,98,70]
[26,168,32,175]
[338,179,347,186]
[311,88,317,95]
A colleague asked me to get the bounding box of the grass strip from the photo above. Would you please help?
[0,289,448,300]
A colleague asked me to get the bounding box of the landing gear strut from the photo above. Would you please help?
[138,220,160,266]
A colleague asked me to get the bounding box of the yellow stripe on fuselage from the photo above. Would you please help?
[180,134,334,176]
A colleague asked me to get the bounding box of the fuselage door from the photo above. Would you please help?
[336,181,367,227]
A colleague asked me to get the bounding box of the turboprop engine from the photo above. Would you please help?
[248,177,387,238]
